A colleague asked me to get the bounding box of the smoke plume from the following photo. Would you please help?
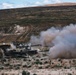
[30,24,76,59]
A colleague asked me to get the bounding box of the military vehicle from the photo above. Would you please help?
[0,43,38,58]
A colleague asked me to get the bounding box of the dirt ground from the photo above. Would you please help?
[0,50,76,75]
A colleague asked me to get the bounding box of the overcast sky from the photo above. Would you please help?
[0,0,76,9]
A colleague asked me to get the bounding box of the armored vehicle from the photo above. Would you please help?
[0,43,38,58]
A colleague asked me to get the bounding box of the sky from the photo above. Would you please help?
[0,0,76,9]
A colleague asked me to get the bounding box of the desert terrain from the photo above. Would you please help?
[0,3,76,75]
[0,48,76,75]
[0,3,76,42]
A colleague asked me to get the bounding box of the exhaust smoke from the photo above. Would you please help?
[30,24,76,59]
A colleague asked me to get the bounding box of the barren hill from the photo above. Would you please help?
[0,3,76,42]
[46,2,76,6]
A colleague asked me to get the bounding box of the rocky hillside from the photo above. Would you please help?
[0,3,76,42]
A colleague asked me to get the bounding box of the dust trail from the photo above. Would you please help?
[30,24,76,58]
[14,25,25,34]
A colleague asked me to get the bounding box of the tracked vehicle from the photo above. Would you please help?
[0,43,38,58]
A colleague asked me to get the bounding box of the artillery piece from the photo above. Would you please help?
[0,43,38,58]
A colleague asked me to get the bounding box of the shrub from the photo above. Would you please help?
[27,65,32,68]
[44,61,48,64]
[22,70,27,75]
[4,63,10,66]
[15,66,20,70]
[1,58,6,62]
[0,66,4,70]
[27,72,30,75]
[38,66,42,69]
[23,64,27,68]
[64,66,70,69]
[22,70,30,75]
[45,65,50,68]
[35,59,42,65]
[23,58,27,61]
[68,73,72,75]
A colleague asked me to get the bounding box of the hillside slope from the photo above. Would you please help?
[0,4,76,42]
[46,2,76,6]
